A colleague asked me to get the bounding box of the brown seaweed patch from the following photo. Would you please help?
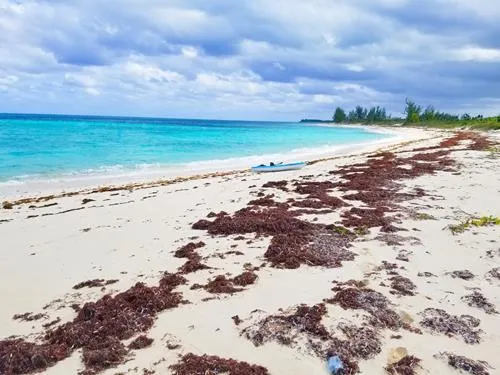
[13,312,48,322]
[486,267,500,280]
[73,279,119,290]
[0,340,69,374]
[262,180,288,191]
[449,270,475,280]
[243,304,330,347]
[325,287,403,330]
[232,271,258,286]
[128,336,154,350]
[170,353,270,375]
[174,242,205,258]
[81,337,128,373]
[388,276,416,296]
[462,292,498,314]
[437,352,491,375]
[0,273,186,374]
[204,275,244,294]
[385,355,421,375]
[420,308,481,344]
[193,206,354,269]
[174,242,211,274]
[242,303,381,374]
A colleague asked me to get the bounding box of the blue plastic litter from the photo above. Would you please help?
[327,355,344,374]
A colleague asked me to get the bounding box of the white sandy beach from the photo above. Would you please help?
[0,127,499,375]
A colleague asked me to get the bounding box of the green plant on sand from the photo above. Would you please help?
[447,216,500,235]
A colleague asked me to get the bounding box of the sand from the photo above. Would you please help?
[0,127,499,375]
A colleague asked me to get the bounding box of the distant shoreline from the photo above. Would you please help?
[1,126,431,201]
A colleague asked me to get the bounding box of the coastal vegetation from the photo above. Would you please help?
[447,215,500,235]
[323,99,500,130]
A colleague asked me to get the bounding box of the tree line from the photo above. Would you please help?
[332,99,499,125]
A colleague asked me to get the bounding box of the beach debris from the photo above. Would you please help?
[82,198,95,205]
[72,279,119,290]
[485,267,500,280]
[199,271,258,294]
[174,242,211,274]
[291,181,346,209]
[418,272,436,277]
[170,353,270,375]
[0,272,187,374]
[413,212,436,220]
[204,275,244,294]
[326,285,403,330]
[387,347,408,365]
[12,312,48,322]
[420,308,482,344]
[232,315,242,325]
[128,336,154,350]
[241,303,382,374]
[248,195,289,208]
[243,303,330,347]
[461,292,498,314]
[262,180,288,191]
[436,352,491,375]
[388,276,416,296]
[42,317,61,329]
[447,216,500,235]
[232,271,258,286]
[2,201,13,209]
[193,206,355,269]
[327,355,344,374]
[385,354,421,375]
[449,270,475,280]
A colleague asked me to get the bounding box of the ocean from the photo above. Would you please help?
[0,114,388,185]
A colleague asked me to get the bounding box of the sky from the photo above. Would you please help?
[0,0,499,121]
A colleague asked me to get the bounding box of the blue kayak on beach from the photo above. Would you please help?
[251,162,306,173]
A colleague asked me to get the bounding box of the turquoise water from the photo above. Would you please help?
[0,114,386,182]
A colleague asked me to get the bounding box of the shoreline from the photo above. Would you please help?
[0,126,433,201]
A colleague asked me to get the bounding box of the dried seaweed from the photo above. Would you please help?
[174,242,206,258]
[204,275,244,294]
[170,353,270,375]
[242,303,381,374]
[128,336,154,350]
[42,318,61,329]
[0,340,68,374]
[486,267,500,280]
[438,353,491,375]
[262,180,288,191]
[232,271,258,286]
[449,270,475,280]
[462,292,498,314]
[13,313,48,322]
[82,337,128,373]
[325,286,402,330]
[388,276,416,296]
[174,242,210,274]
[73,279,119,290]
[232,315,242,325]
[244,304,330,347]
[193,206,354,269]
[0,273,186,374]
[385,355,421,375]
[420,308,482,344]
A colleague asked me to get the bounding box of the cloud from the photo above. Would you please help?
[0,0,499,119]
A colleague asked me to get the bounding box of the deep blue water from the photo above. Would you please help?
[0,114,386,182]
